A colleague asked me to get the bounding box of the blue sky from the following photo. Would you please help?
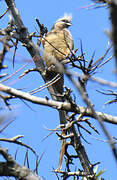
[0,0,117,179]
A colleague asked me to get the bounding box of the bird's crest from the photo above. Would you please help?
[56,13,72,23]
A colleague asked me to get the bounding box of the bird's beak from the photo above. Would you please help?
[67,22,72,26]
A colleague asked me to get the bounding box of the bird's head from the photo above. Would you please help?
[52,14,72,30]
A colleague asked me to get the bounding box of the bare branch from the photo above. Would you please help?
[0,83,117,124]
[54,169,95,179]
[0,146,41,180]
[65,73,117,162]
[0,135,37,155]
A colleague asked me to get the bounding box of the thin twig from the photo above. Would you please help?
[0,135,37,155]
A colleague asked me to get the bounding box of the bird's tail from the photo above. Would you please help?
[56,109,67,170]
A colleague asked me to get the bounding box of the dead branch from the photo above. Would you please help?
[0,146,41,180]
[65,73,117,162]
[54,169,95,179]
[0,83,117,124]
[0,135,37,155]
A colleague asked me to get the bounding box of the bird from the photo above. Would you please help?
[42,14,73,95]
[42,14,73,171]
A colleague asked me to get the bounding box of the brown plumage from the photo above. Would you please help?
[42,14,73,94]
[42,14,73,170]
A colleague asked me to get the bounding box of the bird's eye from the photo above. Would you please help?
[62,19,69,23]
